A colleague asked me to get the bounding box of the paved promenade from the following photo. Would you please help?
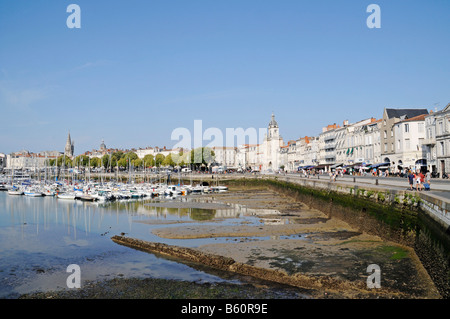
[280,173,450,200]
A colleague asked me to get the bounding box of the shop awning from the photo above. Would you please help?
[369,162,390,169]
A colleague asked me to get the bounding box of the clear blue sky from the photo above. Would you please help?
[1,0,449,155]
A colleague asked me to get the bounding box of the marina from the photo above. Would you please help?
[0,183,246,299]
[1,177,448,299]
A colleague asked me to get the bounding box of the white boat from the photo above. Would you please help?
[8,188,23,195]
[24,190,43,197]
[164,185,182,196]
[80,194,96,202]
[57,193,76,200]
[212,185,228,192]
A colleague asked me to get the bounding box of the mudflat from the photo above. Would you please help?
[134,185,440,298]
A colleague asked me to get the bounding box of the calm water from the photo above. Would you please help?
[0,192,271,298]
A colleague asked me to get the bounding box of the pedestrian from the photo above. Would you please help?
[407,170,414,190]
[426,170,431,184]
[415,172,421,191]
[419,171,425,191]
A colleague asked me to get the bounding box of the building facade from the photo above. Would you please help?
[425,103,450,176]
[393,114,427,172]
[380,108,429,165]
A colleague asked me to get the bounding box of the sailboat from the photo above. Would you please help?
[57,192,76,200]
[24,187,43,197]
[8,186,23,195]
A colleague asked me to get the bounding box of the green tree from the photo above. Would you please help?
[155,154,165,167]
[118,158,127,169]
[90,157,101,168]
[102,154,110,168]
[124,151,138,162]
[132,158,143,168]
[74,154,89,167]
[162,154,175,167]
[143,154,155,167]
[190,147,215,169]
[57,156,73,167]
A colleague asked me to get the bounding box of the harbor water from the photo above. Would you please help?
[0,191,262,298]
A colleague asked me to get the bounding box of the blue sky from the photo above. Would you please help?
[0,0,449,155]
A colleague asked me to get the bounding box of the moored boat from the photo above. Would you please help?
[57,193,76,200]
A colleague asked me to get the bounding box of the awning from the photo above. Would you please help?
[314,164,331,169]
[415,159,427,166]
[330,163,343,169]
[369,162,391,169]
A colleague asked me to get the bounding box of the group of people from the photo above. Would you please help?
[407,170,431,191]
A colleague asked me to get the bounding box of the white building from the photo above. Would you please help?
[6,150,62,171]
[318,123,339,170]
[424,103,450,176]
[212,146,237,168]
[296,136,319,169]
[393,114,427,172]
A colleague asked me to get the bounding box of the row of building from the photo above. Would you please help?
[1,103,449,176]
[212,103,450,176]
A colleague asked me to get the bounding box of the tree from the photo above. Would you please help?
[124,151,138,162]
[162,154,174,167]
[155,154,165,167]
[118,158,127,169]
[143,154,155,167]
[102,154,110,168]
[132,158,143,168]
[189,147,215,169]
[57,156,73,167]
[90,157,101,168]
[74,154,88,167]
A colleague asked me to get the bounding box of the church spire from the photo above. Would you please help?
[64,131,74,157]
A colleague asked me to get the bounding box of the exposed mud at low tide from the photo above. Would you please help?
[125,186,441,298]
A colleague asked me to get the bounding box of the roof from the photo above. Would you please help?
[269,113,278,127]
[399,114,427,123]
[385,108,429,119]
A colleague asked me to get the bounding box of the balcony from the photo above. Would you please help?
[422,138,436,145]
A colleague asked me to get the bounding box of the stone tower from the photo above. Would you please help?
[263,113,284,170]
[64,131,74,158]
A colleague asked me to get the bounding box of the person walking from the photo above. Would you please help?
[407,170,415,190]
[419,171,425,191]
[414,172,421,191]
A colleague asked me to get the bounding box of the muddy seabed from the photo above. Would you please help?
[143,185,440,299]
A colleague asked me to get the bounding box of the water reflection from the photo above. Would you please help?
[0,192,285,298]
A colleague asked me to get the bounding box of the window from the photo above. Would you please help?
[384,143,388,152]
[418,123,424,133]
[440,142,445,156]
[404,124,409,133]
[384,130,387,138]
[391,129,393,137]
[405,139,410,150]
[397,140,401,149]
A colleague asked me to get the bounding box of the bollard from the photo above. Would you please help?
[375,179,378,185]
